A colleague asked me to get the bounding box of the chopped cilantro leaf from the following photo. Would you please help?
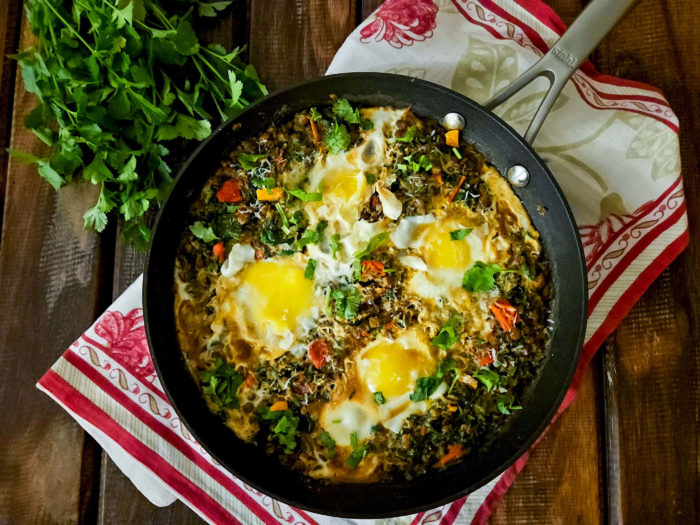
[450,228,472,241]
[345,432,368,468]
[430,316,462,349]
[332,98,361,124]
[474,368,500,391]
[462,262,505,292]
[318,431,336,458]
[310,107,322,121]
[287,188,322,202]
[239,153,267,170]
[373,392,386,405]
[331,286,362,320]
[396,126,416,142]
[329,233,341,259]
[296,220,327,249]
[304,258,317,280]
[325,121,351,154]
[410,359,457,401]
[199,359,243,409]
[364,172,376,184]
[189,221,218,242]
[258,406,299,454]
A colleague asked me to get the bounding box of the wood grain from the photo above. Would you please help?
[490,365,605,525]
[0,15,109,524]
[248,0,357,90]
[590,0,700,522]
[0,0,21,226]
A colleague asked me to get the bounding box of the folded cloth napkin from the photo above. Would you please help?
[38,1,689,523]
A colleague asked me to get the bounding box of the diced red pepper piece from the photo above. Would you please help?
[490,299,519,331]
[216,179,243,203]
[308,339,331,369]
[212,242,226,263]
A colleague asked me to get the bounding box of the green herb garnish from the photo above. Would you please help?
[473,368,500,391]
[258,406,299,454]
[318,431,336,458]
[462,262,506,292]
[353,232,390,280]
[373,392,386,405]
[450,228,472,241]
[304,258,317,280]
[325,121,351,154]
[331,286,362,320]
[310,106,322,121]
[430,316,462,349]
[189,221,218,242]
[410,360,457,402]
[452,147,462,159]
[199,358,243,409]
[329,233,341,260]
[239,153,267,170]
[345,432,368,469]
[396,126,416,142]
[287,188,322,202]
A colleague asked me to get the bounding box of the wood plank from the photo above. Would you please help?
[0,14,110,524]
[248,0,357,91]
[490,364,604,525]
[0,0,22,226]
[591,0,700,522]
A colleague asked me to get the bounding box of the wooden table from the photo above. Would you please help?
[0,1,697,523]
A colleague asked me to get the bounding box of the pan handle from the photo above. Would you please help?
[483,0,639,144]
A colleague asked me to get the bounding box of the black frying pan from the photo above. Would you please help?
[144,0,636,517]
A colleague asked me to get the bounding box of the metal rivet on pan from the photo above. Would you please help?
[441,112,465,130]
[507,165,530,187]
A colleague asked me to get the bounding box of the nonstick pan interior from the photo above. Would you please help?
[144,73,587,517]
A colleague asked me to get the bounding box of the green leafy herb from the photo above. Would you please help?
[329,233,341,260]
[13,0,267,247]
[296,220,327,249]
[345,432,368,469]
[333,98,361,124]
[474,368,500,391]
[199,358,243,408]
[364,172,376,184]
[353,232,390,279]
[318,431,336,458]
[304,258,317,280]
[325,121,351,154]
[521,263,534,280]
[430,316,462,349]
[410,360,458,402]
[450,228,472,241]
[310,106,322,121]
[287,188,322,202]
[189,221,218,242]
[275,202,291,234]
[396,126,416,142]
[239,153,267,170]
[331,286,362,320]
[251,175,276,189]
[258,406,299,454]
[497,394,522,415]
[462,262,506,292]
[373,392,386,405]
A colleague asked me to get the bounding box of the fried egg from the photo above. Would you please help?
[302,108,404,233]
[214,251,323,360]
[320,330,442,446]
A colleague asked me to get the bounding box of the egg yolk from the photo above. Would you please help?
[239,261,314,334]
[323,168,364,202]
[421,224,472,269]
[362,342,434,398]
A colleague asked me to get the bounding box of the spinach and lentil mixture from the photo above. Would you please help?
[173,97,552,482]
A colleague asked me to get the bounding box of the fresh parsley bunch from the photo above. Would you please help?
[12,0,267,248]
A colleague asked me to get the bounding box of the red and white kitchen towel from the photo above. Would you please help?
[38,1,688,523]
